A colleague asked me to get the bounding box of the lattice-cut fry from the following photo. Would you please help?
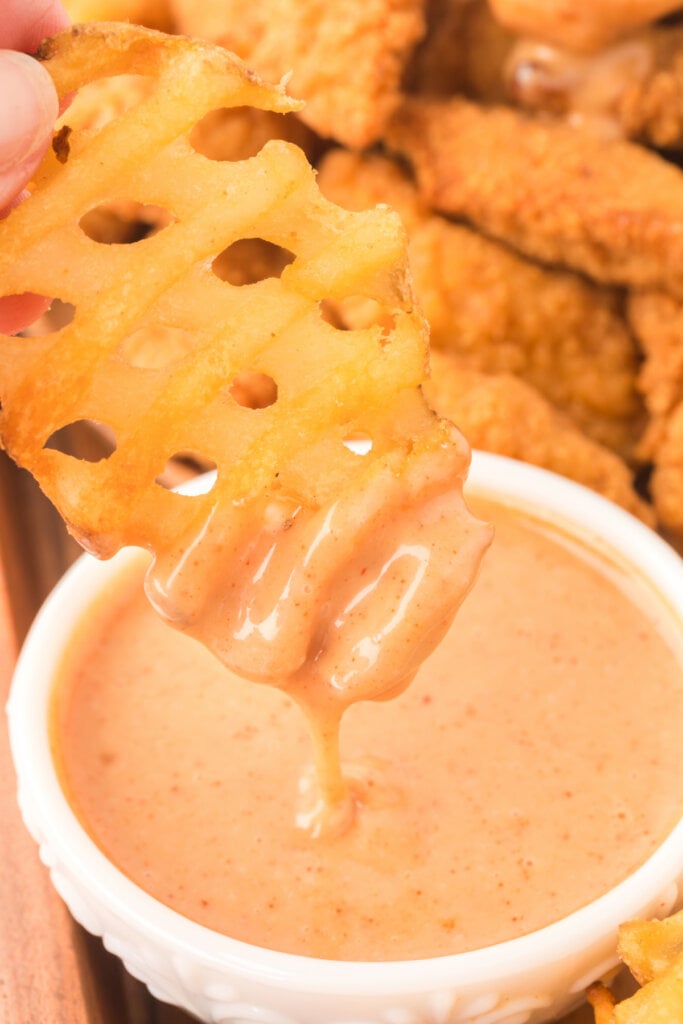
[618,909,683,986]
[588,909,683,1023]
[168,0,426,149]
[0,23,491,704]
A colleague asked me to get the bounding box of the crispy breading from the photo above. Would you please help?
[488,0,682,54]
[318,149,643,457]
[507,22,683,150]
[587,983,617,1024]
[628,290,683,425]
[639,395,683,538]
[167,0,426,148]
[627,289,683,537]
[386,96,683,300]
[425,350,653,524]
[404,0,514,102]
[63,46,321,165]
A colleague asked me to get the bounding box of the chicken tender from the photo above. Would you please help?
[167,0,426,148]
[404,0,514,102]
[488,0,683,54]
[628,290,683,426]
[627,289,683,537]
[425,350,653,524]
[387,96,683,300]
[507,21,683,150]
[318,149,643,457]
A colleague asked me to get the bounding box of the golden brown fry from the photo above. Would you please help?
[387,96,683,300]
[507,22,683,150]
[617,961,683,1020]
[1,23,487,692]
[59,39,322,165]
[587,909,683,1023]
[587,983,617,1024]
[58,68,156,133]
[0,22,435,546]
[318,149,643,458]
[425,350,654,523]
[168,0,426,148]
[618,909,683,986]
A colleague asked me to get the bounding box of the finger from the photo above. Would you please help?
[0,0,70,53]
[0,50,59,211]
[0,294,52,335]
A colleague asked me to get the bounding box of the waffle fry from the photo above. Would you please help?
[589,908,683,1022]
[0,23,490,697]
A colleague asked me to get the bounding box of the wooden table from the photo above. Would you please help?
[0,450,599,1024]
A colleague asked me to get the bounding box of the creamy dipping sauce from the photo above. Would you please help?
[51,496,683,961]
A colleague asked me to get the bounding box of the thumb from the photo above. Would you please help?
[0,50,59,213]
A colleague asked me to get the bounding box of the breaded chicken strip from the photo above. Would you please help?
[628,290,683,427]
[425,350,654,524]
[168,0,425,148]
[404,0,514,102]
[508,21,683,150]
[646,403,683,542]
[386,96,683,300]
[627,289,683,536]
[488,0,682,54]
[318,149,643,457]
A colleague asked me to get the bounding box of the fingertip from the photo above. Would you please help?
[0,51,59,173]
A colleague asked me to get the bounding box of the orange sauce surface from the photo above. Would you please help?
[52,497,683,961]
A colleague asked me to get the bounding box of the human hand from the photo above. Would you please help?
[0,0,69,333]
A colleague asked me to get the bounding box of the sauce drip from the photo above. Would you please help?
[144,443,493,835]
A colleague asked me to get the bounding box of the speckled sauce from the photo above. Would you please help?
[51,496,683,961]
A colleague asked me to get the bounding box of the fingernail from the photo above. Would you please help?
[0,51,59,172]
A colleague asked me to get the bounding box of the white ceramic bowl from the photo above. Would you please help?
[7,452,683,1024]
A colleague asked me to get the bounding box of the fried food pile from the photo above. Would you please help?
[55,0,683,547]
[588,907,683,1022]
